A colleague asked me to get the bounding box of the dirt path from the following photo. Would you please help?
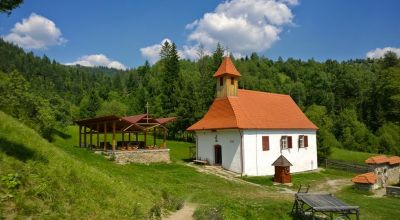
[312,178,353,193]
[163,203,197,220]
[186,163,297,194]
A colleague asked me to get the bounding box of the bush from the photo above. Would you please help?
[148,203,162,220]
[161,190,184,211]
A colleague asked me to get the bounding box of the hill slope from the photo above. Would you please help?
[0,111,294,219]
[0,111,156,218]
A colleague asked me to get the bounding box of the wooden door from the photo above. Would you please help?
[214,145,222,165]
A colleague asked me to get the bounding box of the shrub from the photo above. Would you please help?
[1,173,21,189]
[148,203,162,220]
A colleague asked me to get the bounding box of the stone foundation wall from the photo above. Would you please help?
[386,186,400,197]
[111,149,170,164]
[354,183,375,191]
[388,166,400,185]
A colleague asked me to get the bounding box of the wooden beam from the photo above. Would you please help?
[153,127,156,146]
[104,122,107,151]
[112,121,116,151]
[90,127,93,149]
[96,123,100,149]
[144,131,147,148]
[78,125,82,147]
[83,126,87,147]
[163,127,167,148]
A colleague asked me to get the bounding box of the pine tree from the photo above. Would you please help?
[212,43,224,71]
[160,41,180,115]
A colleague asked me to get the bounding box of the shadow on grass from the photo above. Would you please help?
[52,129,72,139]
[48,129,72,142]
[0,137,48,163]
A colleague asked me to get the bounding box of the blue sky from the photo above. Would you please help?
[1,0,399,69]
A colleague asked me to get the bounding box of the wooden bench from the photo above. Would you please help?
[193,159,208,165]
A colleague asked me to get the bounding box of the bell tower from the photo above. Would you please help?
[214,57,241,98]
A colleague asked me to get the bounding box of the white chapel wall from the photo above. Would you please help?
[243,130,317,176]
[196,130,242,173]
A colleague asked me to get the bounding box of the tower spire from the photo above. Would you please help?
[214,56,241,98]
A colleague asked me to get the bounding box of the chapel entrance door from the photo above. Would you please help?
[214,145,222,165]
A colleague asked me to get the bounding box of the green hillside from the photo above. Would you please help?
[2,111,400,219]
[0,111,292,219]
[0,111,158,218]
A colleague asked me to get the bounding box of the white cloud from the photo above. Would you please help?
[3,13,66,49]
[186,0,296,55]
[366,47,400,59]
[140,0,297,62]
[66,54,127,70]
[140,39,211,63]
[140,38,172,64]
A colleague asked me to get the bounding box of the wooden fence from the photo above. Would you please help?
[324,159,369,173]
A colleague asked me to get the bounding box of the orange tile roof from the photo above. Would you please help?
[388,156,400,165]
[187,89,318,131]
[365,155,389,164]
[213,57,241,77]
[352,172,377,184]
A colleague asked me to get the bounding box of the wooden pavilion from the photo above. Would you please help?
[74,114,175,151]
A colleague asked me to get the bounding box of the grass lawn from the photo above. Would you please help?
[1,115,399,219]
[329,147,378,164]
[242,168,354,189]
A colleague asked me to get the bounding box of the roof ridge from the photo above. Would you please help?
[238,89,290,97]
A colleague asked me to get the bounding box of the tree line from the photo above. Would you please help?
[0,39,399,160]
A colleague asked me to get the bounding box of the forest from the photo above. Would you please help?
[0,39,399,160]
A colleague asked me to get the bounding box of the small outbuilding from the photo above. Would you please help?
[272,155,293,184]
[351,172,378,191]
[352,155,400,190]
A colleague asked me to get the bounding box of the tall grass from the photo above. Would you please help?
[329,147,378,164]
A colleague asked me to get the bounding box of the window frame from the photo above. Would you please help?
[298,135,308,148]
[281,135,292,149]
[299,135,304,148]
[281,136,288,149]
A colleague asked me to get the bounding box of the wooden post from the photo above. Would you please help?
[83,126,87,148]
[112,121,116,151]
[90,127,93,149]
[136,132,138,142]
[122,131,125,142]
[128,132,131,142]
[78,125,82,147]
[153,127,156,147]
[96,123,100,149]
[144,130,147,148]
[104,122,107,151]
[163,128,167,148]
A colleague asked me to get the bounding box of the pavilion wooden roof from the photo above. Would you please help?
[74,114,176,132]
